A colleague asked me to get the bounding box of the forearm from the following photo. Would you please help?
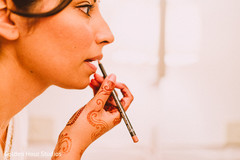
[51,127,92,160]
[51,107,106,160]
[51,106,107,159]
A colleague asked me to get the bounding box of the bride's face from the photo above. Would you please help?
[14,0,114,89]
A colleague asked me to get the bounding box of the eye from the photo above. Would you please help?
[76,4,94,17]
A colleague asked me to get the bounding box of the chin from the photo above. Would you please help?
[57,78,90,90]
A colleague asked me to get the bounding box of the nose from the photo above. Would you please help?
[94,14,114,46]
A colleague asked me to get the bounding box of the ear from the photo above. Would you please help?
[0,0,19,40]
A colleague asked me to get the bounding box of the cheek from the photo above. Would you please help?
[16,16,95,88]
[45,19,94,54]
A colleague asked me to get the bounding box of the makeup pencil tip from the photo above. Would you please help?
[98,60,101,64]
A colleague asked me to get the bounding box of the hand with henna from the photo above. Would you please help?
[51,74,134,160]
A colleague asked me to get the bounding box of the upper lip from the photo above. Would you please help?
[85,54,103,62]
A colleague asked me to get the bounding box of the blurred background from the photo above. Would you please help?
[16,0,240,159]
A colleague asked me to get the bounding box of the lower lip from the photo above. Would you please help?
[85,61,97,72]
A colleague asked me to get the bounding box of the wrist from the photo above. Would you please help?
[52,127,91,160]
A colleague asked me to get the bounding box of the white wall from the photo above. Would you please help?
[157,0,240,147]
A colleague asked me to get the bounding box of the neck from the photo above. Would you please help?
[0,45,49,148]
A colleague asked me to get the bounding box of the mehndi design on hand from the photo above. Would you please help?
[66,106,85,126]
[52,132,72,160]
[87,110,109,141]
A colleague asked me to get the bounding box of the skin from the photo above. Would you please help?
[0,0,134,159]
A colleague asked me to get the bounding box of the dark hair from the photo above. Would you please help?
[10,0,72,31]
[10,0,72,18]
[12,0,37,11]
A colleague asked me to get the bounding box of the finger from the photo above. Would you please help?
[90,77,118,101]
[104,96,117,111]
[89,81,99,95]
[89,79,101,95]
[107,95,116,105]
[109,110,122,126]
[104,104,119,113]
[116,83,134,111]
[95,73,123,97]
[94,73,126,94]
[94,73,104,83]
[90,78,101,87]
[93,73,123,109]
[88,74,116,111]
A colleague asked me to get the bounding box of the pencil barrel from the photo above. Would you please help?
[112,90,136,137]
[98,62,137,140]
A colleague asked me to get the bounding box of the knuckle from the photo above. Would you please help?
[131,95,134,101]
[113,116,121,125]
[122,83,127,88]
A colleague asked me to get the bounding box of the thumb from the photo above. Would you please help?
[88,74,116,111]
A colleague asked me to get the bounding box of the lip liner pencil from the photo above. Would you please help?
[98,61,139,143]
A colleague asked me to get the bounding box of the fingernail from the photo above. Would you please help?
[108,74,116,82]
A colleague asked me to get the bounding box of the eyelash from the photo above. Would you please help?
[76,4,94,17]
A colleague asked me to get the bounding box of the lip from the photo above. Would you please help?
[86,54,103,61]
[85,61,97,72]
[84,54,103,72]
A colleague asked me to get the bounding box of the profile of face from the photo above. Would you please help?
[12,0,114,89]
